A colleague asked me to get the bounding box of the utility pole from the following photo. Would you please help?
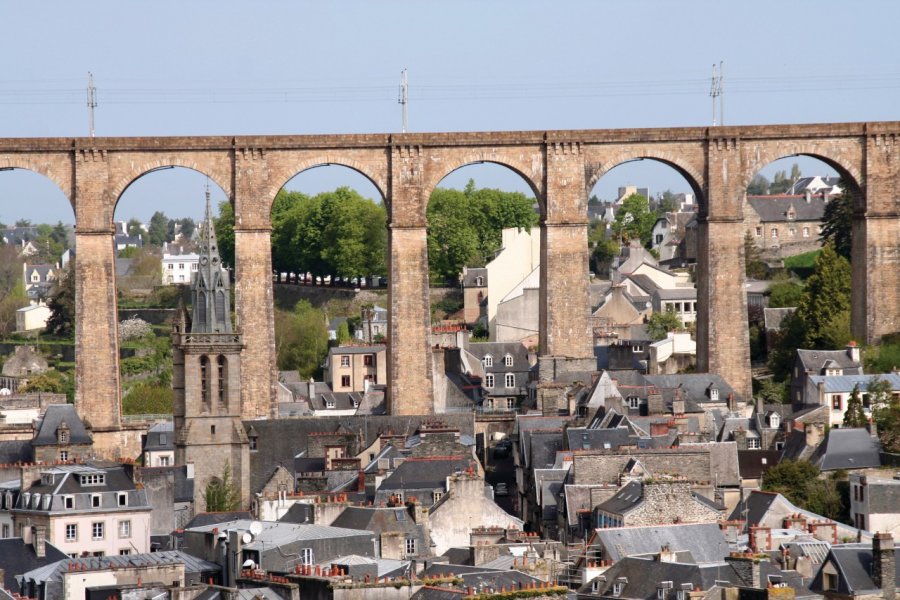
[87,72,98,137]
[709,61,724,126]
[398,68,408,133]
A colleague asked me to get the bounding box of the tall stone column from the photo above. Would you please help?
[852,131,900,343]
[387,144,433,415]
[387,225,433,415]
[539,142,593,379]
[234,227,276,419]
[74,232,121,430]
[697,135,751,400]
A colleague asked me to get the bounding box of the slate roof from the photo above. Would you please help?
[462,267,487,287]
[583,556,741,599]
[0,440,33,464]
[596,480,643,515]
[642,374,742,404]
[862,476,900,513]
[0,539,68,590]
[330,506,425,537]
[810,427,881,471]
[187,519,374,549]
[20,550,220,585]
[32,404,92,446]
[143,421,174,452]
[737,450,781,480]
[378,456,472,491]
[796,348,861,374]
[728,491,863,541]
[465,341,530,373]
[246,414,475,495]
[592,522,731,565]
[747,195,826,222]
[566,427,637,451]
[764,307,795,331]
[807,373,900,394]
[810,543,900,596]
[417,564,541,598]
[655,287,697,301]
[183,511,253,530]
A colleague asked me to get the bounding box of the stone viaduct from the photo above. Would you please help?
[1,122,898,440]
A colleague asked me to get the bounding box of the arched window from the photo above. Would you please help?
[200,355,210,407]
[504,354,513,367]
[198,291,207,325]
[217,355,227,406]
[215,291,227,328]
[483,355,493,368]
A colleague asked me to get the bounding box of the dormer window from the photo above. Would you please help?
[710,388,719,401]
[504,354,513,367]
[325,397,335,409]
[475,276,484,286]
[79,473,106,486]
[769,413,780,429]
[483,355,493,368]
[825,368,841,376]
[786,208,795,221]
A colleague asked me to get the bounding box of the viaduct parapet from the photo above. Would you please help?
[1,122,898,427]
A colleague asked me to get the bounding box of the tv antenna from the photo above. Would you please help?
[398,68,409,133]
[87,72,98,137]
[710,61,724,126]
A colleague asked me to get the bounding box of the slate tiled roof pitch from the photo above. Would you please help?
[642,374,741,404]
[378,456,472,491]
[32,404,92,446]
[0,539,68,590]
[796,348,861,374]
[583,556,741,599]
[807,373,900,394]
[462,267,487,287]
[466,341,529,373]
[143,422,174,452]
[0,440,33,464]
[747,195,827,222]
[737,450,782,479]
[811,544,900,596]
[810,428,881,471]
[866,478,900,513]
[592,522,731,565]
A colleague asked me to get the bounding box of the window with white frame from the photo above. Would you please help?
[92,522,104,540]
[485,374,495,389]
[159,455,170,466]
[627,397,640,409]
[613,583,624,597]
[64,496,74,509]
[504,354,513,367]
[483,355,493,367]
[59,450,68,462]
[118,520,131,538]
[803,227,810,237]
[80,474,106,486]
[747,438,761,449]
[66,523,77,541]
[118,493,128,507]
[505,373,515,388]
[405,537,417,555]
[301,548,313,565]
[340,355,350,368]
[755,226,762,237]
[771,228,778,239]
[91,494,101,508]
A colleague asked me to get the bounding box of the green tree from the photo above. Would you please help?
[646,308,682,341]
[762,459,844,520]
[20,370,69,395]
[204,461,241,512]
[46,264,75,338]
[126,218,143,238]
[122,382,174,414]
[757,379,788,404]
[214,201,236,268]
[794,244,851,348]
[873,393,900,453]
[744,231,766,279]
[611,193,656,246]
[843,384,867,427]
[146,211,169,246]
[820,190,853,260]
[590,237,620,279]
[0,280,28,337]
[768,280,804,308]
[336,320,351,344]
[179,217,196,240]
[275,300,328,379]
[747,174,770,195]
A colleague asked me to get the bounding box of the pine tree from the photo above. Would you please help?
[843,384,867,427]
[204,461,241,512]
[821,190,853,260]
[795,243,851,348]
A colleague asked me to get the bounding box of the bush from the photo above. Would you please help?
[122,382,173,415]
[119,316,153,342]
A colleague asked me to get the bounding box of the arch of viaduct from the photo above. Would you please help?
[1,121,899,430]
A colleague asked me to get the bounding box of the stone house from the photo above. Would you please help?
[791,343,864,407]
[141,422,175,467]
[11,463,153,558]
[31,404,94,463]
[803,373,900,427]
[356,305,388,343]
[745,194,827,259]
[23,263,57,301]
[324,344,386,392]
[461,266,488,327]
[1,345,49,380]
[374,455,475,509]
[330,504,431,560]
[810,533,898,600]
[593,479,724,528]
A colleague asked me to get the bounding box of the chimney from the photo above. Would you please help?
[33,525,47,558]
[868,419,879,438]
[873,532,896,600]
[805,422,824,448]
[726,553,769,588]
[847,341,860,364]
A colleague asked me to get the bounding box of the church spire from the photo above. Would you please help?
[190,183,232,334]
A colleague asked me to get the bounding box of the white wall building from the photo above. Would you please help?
[162,253,199,284]
[485,227,540,339]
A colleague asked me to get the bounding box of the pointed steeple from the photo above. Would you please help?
[190,183,232,334]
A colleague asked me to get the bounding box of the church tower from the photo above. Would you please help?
[173,190,249,512]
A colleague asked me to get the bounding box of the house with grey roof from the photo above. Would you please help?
[330,505,431,560]
[141,421,174,467]
[810,427,882,472]
[31,403,93,463]
[594,479,724,528]
[745,193,828,258]
[791,343,863,407]
[587,522,732,566]
[803,372,900,427]
[849,472,900,535]
[809,533,898,600]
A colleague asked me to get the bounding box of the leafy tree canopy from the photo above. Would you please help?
[611,193,656,246]
[646,308,682,341]
[46,264,75,338]
[820,190,852,261]
[768,280,804,308]
[275,300,328,379]
[204,461,241,512]
[146,211,169,246]
[214,201,235,269]
[761,459,844,521]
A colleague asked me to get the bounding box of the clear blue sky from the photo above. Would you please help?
[1,0,898,224]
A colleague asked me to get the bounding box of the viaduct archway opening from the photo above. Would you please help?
[588,158,702,372]
[113,166,230,420]
[271,165,387,410]
[0,168,75,404]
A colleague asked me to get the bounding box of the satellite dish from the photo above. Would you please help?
[242,559,256,569]
[249,521,263,536]
[242,532,253,544]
